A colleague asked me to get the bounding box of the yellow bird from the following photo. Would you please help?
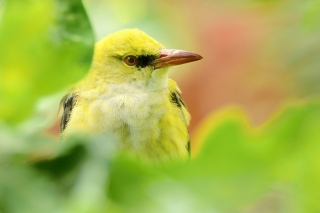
[60,29,202,160]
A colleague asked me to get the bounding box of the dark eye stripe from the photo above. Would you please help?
[135,55,157,68]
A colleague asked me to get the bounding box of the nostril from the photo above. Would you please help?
[160,53,168,58]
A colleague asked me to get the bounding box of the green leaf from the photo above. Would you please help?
[192,101,320,212]
[0,0,94,124]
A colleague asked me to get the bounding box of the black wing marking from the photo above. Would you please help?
[171,92,187,109]
[59,93,77,133]
[170,91,190,155]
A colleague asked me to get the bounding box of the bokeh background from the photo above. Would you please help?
[1,0,320,212]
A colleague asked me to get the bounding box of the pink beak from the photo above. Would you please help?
[152,49,203,69]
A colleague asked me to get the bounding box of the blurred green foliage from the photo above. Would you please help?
[2,101,320,212]
[0,0,93,124]
[1,0,320,212]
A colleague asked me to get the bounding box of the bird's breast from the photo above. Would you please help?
[83,84,170,148]
[65,83,189,159]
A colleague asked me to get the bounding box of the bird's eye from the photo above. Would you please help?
[124,55,137,66]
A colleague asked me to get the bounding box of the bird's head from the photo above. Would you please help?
[91,29,202,90]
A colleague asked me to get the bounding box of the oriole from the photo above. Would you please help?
[59,29,202,160]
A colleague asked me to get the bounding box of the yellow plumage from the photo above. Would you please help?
[60,29,202,160]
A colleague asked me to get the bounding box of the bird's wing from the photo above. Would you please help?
[59,93,77,133]
[168,79,191,153]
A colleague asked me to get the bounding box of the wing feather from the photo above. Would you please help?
[59,93,77,133]
[168,79,191,154]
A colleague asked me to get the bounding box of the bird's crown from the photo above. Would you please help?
[95,29,164,60]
